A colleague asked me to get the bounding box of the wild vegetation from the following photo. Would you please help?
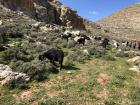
[0,28,140,105]
[0,1,140,105]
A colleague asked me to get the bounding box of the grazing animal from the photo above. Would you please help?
[94,36,102,41]
[80,35,91,45]
[61,33,72,41]
[74,36,85,45]
[39,48,64,70]
[71,30,80,36]
[85,39,92,45]
[81,35,90,40]
[122,41,127,47]
[132,42,137,49]
[61,30,72,41]
[77,37,85,45]
[74,36,81,42]
[101,38,109,48]
[126,41,129,47]
[128,42,133,48]
[89,36,95,42]
[137,41,140,50]
[112,40,119,48]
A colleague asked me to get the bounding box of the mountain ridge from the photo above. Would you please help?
[97,3,140,40]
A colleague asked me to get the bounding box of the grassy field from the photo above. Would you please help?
[0,30,139,105]
[0,52,140,105]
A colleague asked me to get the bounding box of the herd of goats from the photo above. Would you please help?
[60,29,140,50]
[39,29,140,70]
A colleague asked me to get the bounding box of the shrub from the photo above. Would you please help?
[87,47,97,55]
[64,57,75,67]
[0,46,33,64]
[110,74,126,88]
[67,50,90,63]
[115,50,128,57]
[87,47,107,58]
[53,38,68,48]
[104,100,117,105]
[11,60,49,81]
[4,78,28,90]
[129,86,140,105]
[67,40,76,48]
[38,99,64,105]
[0,95,16,105]
[5,25,27,38]
[101,55,116,61]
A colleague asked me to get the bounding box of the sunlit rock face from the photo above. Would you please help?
[0,0,85,30]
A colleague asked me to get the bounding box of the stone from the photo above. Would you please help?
[129,66,140,75]
[83,49,90,55]
[0,20,3,25]
[124,51,140,57]
[0,64,30,86]
[67,71,72,74]
[127,56,140,64]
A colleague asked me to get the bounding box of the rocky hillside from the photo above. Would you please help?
[0,0,85,30]
[97,3,140,40]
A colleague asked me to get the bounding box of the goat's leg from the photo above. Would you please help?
[59,61,63,70]
[50,60,57,67]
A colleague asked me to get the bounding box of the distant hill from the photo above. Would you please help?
[97,3,140,40]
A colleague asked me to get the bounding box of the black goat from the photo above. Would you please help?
[77,37,85,46]
[101,38,110,48]
[61,33,72,41]
[39,48,64,70]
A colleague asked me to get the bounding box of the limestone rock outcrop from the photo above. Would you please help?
[0,64,30,87]
[0,0,85,30]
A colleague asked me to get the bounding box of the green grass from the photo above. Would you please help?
[0,51,140,104]
[0,95,16,105]
[0,32,140,105]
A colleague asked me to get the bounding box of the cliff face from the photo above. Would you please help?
[0,0,85,30]
[0,0,35,16]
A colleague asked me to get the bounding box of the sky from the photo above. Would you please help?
[59,0,140,21]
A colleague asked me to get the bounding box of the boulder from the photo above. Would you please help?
[0,64,30,87]
[129,66,140,75]
[83,49,90,55]
[0,20,3,25]
[127,56,140,64]
[124,50,140,57]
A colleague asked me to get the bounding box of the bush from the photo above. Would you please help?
[13,61,49,81]
[115,50,128,57]
[64,57,75,67]
[129,86,140,105]
[101,55,116,61]
[4,79,28,89]
[67,50,90,63]
[38,99,64,105]
[0,95,16,105]
[0,46,33,64]
[87,47,107,58]
[5,25,29,39]
[67,40,76,48]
